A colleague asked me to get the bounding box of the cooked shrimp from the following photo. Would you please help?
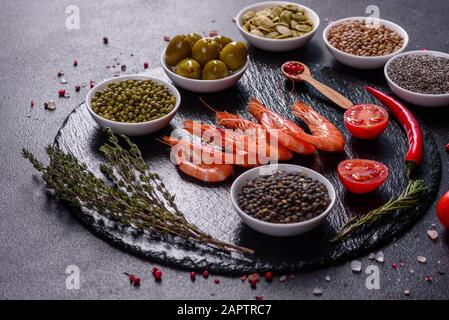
[292,100,345,152]
[183,120,293,162]
[163,136,257,168]
[161,137,233,182]
[199,98,294,161]
[247,98,316,155]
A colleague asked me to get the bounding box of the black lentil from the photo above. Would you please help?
[387,55,449,95]
[91,79,176,123]
[238,171,331,224]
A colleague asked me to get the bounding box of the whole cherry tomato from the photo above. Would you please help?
[436,190,449,229]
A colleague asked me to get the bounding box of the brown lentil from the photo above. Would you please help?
[91,79,176,123]
[327,20,404,57]
[237,171,331,224]
[387,55,449,95]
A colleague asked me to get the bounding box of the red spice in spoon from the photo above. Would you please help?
[283,62,304,77]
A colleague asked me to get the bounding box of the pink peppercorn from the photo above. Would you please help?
[143,62,149,69]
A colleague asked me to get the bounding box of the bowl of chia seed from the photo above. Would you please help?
[385,50,449,107]
[230,164,336,237]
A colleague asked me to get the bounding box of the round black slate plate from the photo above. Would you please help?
[54,62,441,274]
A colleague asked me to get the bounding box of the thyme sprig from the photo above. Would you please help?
[22,129,253,255]
[331,179,426,243]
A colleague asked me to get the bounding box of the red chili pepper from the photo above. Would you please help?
[445,144,449,153]
[365,86,423,174]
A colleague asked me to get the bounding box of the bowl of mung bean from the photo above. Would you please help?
[236,1,320,52]
[86,75,181,136]
[384,50,449,107]
[323,17,408,69]
[230,164,336,237]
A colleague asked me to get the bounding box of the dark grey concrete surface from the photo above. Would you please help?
[1,0,448,300]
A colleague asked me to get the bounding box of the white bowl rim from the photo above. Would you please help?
[235,1,320,43]
[85,74,181,127]
[160,51,249,84]
[384,49,449,98]
[322,16,409,60]
[230,164,336,229]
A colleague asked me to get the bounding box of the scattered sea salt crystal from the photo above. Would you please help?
[60,77,68,84]
[351,260,362,273]
[417,256,427,264]
[427,229,439,241]
[44,100,56,110]
[404,289,410,296]
[279,275,287,282]
[375,251,385,263]
[325,275,331,282]
[313,287,322,296]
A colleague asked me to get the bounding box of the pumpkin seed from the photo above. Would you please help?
[265,31,280,39]
[242,11,255,21]
[291,30,299,37]
[271,7,282,17]
[255,9,271,17]
[280,10,292,24]
[253,16,274,28]
[275,34,290,39]
[258,26,273,33]
[250,29,264,37]
[291,20,298,29]
[295,24,312,33]
[276,25,292,35]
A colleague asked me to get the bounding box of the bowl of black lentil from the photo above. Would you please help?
[86,75,181,136]
[323,17,408,69]
[385,50,449,107]
[230,164,336,237]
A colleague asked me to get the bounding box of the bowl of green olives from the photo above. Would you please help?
[86,75,181,136]
[236,1,320,52]
[161,33,249,93]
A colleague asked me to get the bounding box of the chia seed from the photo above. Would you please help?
[387,55,449,95]
[237,171,331,224]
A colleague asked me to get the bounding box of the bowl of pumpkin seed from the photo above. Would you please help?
[236,1,320,52]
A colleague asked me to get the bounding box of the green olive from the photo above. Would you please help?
[187,33,202,47]
[191,38,220,66]
[165,35,192,66]
[214,35,233,51]
[202,60,229,80]
[175,58,202,79]
[219,41,248,71]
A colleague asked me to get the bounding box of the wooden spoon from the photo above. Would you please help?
[281,61,354,110]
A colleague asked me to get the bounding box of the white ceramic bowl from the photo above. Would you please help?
[230,164,336,237]
[86,75,181,136]
[160,52,248,93]
[235,1,320,52]
[323,17,409,69]
[384,50,449,107]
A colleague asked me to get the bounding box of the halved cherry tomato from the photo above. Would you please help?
[436,190,449,229]
[337,159,389,194]
[344,104,389,139]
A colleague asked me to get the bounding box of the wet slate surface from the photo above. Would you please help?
[54,63,441,274]
[2,0,449,300]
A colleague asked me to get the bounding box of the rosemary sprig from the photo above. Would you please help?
[22,129,253,255]
[331,179,426,243]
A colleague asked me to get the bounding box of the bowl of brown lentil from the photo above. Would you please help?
[323,17,408,69]
[230,164,336,237]
[86,75,181,136]
[384,50,449,107]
